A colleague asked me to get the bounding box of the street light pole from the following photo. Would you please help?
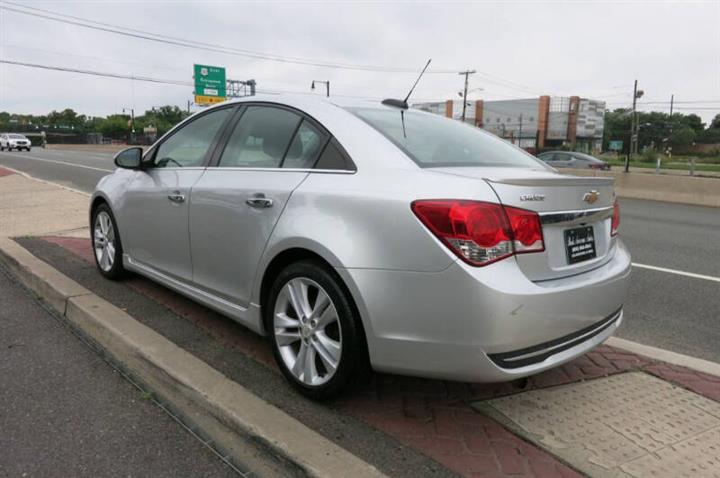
[122,108,135,134]
[458,70,476,123]
[311,80,330,97]
[626,80,644,172]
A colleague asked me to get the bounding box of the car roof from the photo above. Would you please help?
[221,93,389,112]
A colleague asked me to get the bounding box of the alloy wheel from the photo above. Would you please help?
[273,277,342,386]
[93,211,116,272]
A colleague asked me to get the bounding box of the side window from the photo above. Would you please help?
[314,140,353,171]
[282,120,325,169]
[218,106,301,168]
[153,108,231,168]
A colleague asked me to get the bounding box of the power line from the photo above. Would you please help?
[0,58,450,103]
[0,2,460,74]
[0,59,192,86]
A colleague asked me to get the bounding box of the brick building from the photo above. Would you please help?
[413,96,606,153]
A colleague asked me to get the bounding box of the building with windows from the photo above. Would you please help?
[413,96,606,153]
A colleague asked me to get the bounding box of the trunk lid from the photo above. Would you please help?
[431,167,616,281]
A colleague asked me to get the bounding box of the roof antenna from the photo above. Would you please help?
[382,58,432,110]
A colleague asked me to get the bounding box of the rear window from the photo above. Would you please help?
[573,152,603,163]
[348,107,543,169]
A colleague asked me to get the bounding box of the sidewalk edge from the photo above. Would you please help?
[0,237,386,478]
[607,336,720,378]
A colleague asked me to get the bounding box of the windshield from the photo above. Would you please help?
[348,107,544,169]
[9,134,26,139]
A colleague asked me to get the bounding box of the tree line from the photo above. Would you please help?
[0,106,191,140]
[2,106,719,153]
[603,110,720,154]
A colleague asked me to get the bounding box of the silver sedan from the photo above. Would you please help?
[91,95,630,399]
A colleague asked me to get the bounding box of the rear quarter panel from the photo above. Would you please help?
[253,165,502,302]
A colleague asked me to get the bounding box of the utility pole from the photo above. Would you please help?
[458,70,476,123]
[517,114,523,149]
[668,94,674,161]
[670,94,674,116]
[311,80,330,97]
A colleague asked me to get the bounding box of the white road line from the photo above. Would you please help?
[632,262,720,283]
[0,152,113,172]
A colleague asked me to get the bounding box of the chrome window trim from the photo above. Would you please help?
[204,166,357,174]
[136,166,356,174]
[539,206,613,226]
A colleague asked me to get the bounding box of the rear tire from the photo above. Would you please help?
[266,260,367,400]
[91,203,126,280]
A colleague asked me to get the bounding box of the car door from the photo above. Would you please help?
[119,106,235,281]
[189,104,328,307]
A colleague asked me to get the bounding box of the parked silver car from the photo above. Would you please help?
[91,95,630,399]
[537,151,611,170]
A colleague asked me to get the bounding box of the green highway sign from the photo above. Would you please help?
[194,64,226,104]
[609,140,623,151]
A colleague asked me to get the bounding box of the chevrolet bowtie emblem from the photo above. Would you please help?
[583,190,600,204]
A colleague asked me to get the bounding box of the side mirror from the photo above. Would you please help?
[114,147,143,169]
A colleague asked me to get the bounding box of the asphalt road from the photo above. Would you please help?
[0,147,115,192]
[1,147,718,363]
[615,199,720,363]
[0,264,241,477]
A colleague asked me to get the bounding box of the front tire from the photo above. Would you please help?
[267,260,366,400]
[91,204,126,279]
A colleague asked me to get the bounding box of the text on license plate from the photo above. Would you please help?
[564,226,596,264]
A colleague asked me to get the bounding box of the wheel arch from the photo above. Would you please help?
[89,193,112,223]
[256,246,372,365]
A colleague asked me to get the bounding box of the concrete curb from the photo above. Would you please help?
[0,237,386,478]
[607,336,720,379]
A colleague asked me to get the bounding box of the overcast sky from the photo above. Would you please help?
[0,0,718,123]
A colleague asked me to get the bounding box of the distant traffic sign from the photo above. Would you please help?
[194,64,226,105]
[609,140,623,151]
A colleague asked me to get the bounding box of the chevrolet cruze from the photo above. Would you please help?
[91,95,630,399]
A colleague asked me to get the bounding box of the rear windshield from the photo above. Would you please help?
[348,107,543,169]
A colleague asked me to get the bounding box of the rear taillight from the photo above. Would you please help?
[611,200,620,236]
[411,200,544,266]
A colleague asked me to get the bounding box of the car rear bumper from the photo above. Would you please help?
[337,240,631,382]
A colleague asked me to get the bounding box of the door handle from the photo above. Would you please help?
[246,193,273,208]
[167,191,186,203]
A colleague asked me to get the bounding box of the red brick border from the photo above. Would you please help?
[0,167,16,177]
[40,236,720,477]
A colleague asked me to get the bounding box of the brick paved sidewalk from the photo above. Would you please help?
[35,235,720,477]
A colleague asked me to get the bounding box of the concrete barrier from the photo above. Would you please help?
[47,144,133,154]
[558,168,720,208]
